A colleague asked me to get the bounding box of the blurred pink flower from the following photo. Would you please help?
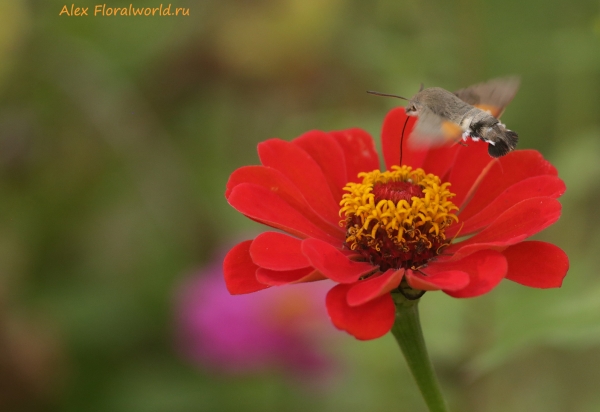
[174,255,336,379]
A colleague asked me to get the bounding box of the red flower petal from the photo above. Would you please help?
[293,131,348,202]
[330,128,380,183]
[405,269,469,291]
[446,142,493,208]
[223,240,269,294]
[381,107,426,171]
[447,197,562,261]
[249,232,310,270]
[226,165,343,237]
[421,144,461,181]
[301,238,376,283]
[258,138,340,225]
[438,250,508,298]
[326,284,395,340]
[459,150,558,219]
[346,269,404,306]
[448,175,566,238]
[228,183,342,244]
[503,241,569,288]
[256,267,325,286]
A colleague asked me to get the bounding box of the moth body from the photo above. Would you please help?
[403,78,520,157]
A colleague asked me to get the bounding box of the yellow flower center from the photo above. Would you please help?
[339,165,459,271]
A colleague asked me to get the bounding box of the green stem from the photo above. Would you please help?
[391,292,449,412]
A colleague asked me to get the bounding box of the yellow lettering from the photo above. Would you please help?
[94,4,103,16]
[74,7,81,16]
[120,8,128,16]
[152,7,159,15]
[59,5,70,15]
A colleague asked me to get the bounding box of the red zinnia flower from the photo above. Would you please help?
[224,107,569,340]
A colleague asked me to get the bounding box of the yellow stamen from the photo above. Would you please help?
[339,165,459,270]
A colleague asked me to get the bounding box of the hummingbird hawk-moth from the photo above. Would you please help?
[369,77,520,157]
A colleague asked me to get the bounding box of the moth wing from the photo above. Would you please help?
[454,76,520,118]
[409,108,464,149]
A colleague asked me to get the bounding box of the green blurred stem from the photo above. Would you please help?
[391,293,449,412]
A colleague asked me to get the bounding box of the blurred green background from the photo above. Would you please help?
[1,0,600,411]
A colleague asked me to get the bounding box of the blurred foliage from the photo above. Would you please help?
[0,0,600,411]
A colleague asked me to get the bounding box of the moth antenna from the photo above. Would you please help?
[366,90,409,101]
[419,83,424,92]
[400,116,409,166]
[366,90,410,164]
